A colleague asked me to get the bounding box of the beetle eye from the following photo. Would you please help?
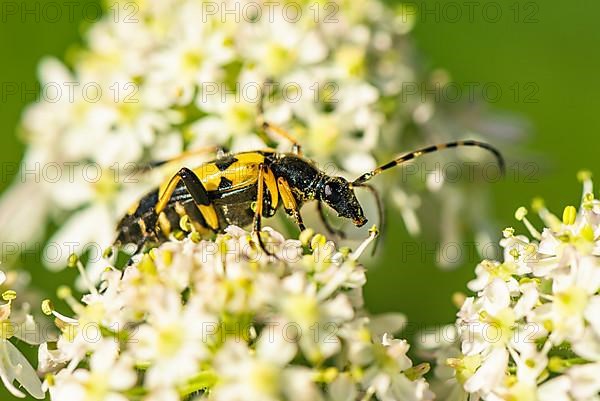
[323,182,343,203]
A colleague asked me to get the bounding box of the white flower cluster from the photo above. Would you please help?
[0,0,514,277]
[423,172,600,401]
[39,227,433,401]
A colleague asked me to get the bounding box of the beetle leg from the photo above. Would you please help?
[252,164,276,256]
[257,89,302,154]
[316,201,346,239]
[215,147,228,160]
[296,210,306,232]
[261,121,302,155]
[121,234,156,268]
[263,165,279,213]
[277,177,306,232]
[117,146,223,174]
[155,167,219,230]
[152,146,224,168]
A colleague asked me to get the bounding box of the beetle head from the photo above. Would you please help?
[319,176,367,227]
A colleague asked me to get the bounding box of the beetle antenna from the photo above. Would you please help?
[353,183,384,255]
[352,140,505,185]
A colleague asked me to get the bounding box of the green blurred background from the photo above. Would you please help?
[1,0,599,399]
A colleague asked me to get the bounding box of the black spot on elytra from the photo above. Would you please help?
[218,176,233,190]
[215,156,238,171]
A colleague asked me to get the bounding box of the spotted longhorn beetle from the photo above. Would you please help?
[115,121,505,255]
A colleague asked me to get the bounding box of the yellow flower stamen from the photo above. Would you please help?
[41,299,54,316]
[45,374,55,387]
[350,225,379,260]
[503,227,515,238]
[531,197,545,213]
[580,224,595,242]
[102,246,114,259]
[57,286,72,300]
[314,367,338,383]
[138,254,157,275]
[562,205,577,225]
[67,254,98,295]
[515,207,541,239]
[583,192,594,210]
[179,215,192,232]
[299,228,315,247]
[577,170,592,182]
[310,234,327,250]
[67,253,79,269]
[404,363,430,380]
[515,207,528,221]
[1,290,16,302]
[190,231,202,243]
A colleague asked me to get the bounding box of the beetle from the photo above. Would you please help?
[114,121,505,255]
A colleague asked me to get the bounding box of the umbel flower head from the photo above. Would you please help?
[422,171,600,401]
[39,226,433,401]
[0,0,519,279]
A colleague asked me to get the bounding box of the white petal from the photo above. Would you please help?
[572,328,600,361]
[537,376,571,401]
[513,287,539,319]
[482,279,511,315]
[464,347,508,394]
[368,313,407,338]
[567,362,600,399]
[0,179,50,247]
[585,296,600,336]
[0,340,45,399]
[257,327,297,366]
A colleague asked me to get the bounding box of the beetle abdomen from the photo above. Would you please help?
[115,181,276,247]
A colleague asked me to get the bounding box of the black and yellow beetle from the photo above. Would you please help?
[115,121,505,254]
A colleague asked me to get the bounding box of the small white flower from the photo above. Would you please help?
[210,333,299,401]
[131,290,216,388]
[48,341,136,401]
